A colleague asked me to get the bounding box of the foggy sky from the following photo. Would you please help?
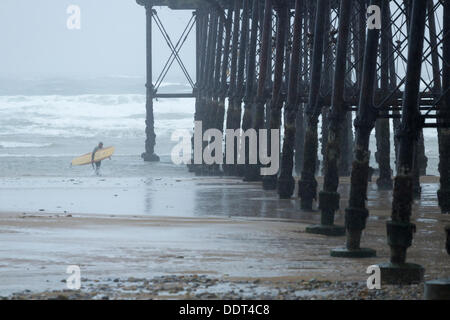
[0,0,196,81]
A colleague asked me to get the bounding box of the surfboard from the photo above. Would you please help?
[71,146,115,166]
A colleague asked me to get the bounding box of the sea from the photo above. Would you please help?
[0,76,196,178]
[0,75,441,179]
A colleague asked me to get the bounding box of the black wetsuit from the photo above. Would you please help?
[92,146,102,170]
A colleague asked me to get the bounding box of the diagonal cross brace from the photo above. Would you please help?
[152,9,196,91]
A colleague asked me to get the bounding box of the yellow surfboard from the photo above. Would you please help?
[71,146,115,166]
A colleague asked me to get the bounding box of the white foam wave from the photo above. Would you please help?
[0,141,53,148]
[0,94,195,138]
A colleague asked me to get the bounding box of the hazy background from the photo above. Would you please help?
[0,1,441,177]
[0,0,195,93]
[0,0,196,174]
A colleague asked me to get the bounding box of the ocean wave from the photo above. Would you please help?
[0,94,196,138]
[0,141,53,148]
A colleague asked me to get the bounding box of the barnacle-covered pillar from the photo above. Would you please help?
[245,0,273,182]
[297,0,328,211]
[215,8,233,140]
[262,0,289,190]
[224,0,241,176]
[278,0,304,198]
[330,0,381,258]
[242,0,260,181]
[378,0,427,284]
[233,0,250,177]
[191,9,209,173]
[307,0,352,236]
[438,0,450,213]
[375,0,393,190]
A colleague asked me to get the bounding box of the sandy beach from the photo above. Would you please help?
[1,0,449,305]
[1,173,449,299]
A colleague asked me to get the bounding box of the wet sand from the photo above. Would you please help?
[0,175,449,299]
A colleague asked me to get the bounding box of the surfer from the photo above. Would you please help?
[91,142,104,175]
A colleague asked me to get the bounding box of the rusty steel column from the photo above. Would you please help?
[197,10,219,176]
[307,0,353,237]
[283,10,292,93]
[194,10,209,175]
[204,11,221,133]
[206,10,226,176]
[338,112,354,176]
[438,0,450,213]
[339,46,354,177]
[246,0,273,182]
[375,0,393,190]
[205,11,220,170]
[378,0,427,284]
[262,1,289,190]
[338,7,359,178]
[224,0,241,176]
[242,0,260,181]
[216,9,233,137]
[319,4,333,176]
[298,0,328,211]
[386,3,400,172]
[139,0,160,162]
[191,9,209,173]
[278,0,304,198]
[413,131,425,198]
[404,0,426,199]
[331,0,382,258]
[294,1,310,176]
[233,0,250,177]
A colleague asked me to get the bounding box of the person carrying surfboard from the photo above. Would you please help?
[71,144,114,171]
[91,142,104,175]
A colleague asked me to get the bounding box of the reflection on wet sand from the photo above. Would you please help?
[0,175,449,299]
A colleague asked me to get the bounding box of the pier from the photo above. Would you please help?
[135,0,450,290]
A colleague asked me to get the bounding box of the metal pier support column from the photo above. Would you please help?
[224,0,241,176]
[375,0,393,190]
[307,0,353,237]
[262,0,289,190]
[424,225,450,299]
[245,0,273,182]
[298,0,328,211]
[278,0,304,198]
[331,0,382,258]
[139,0,160,162]
[438,0,450,213]
[242,0,260,181]
[233,0,250,177]
[319,5,333,176]
[196,10,218,176]
[192,10,208,174]
[206,11,226,176]
[377,0,427,284]
[215,9,233,142]
[294,1,310,176]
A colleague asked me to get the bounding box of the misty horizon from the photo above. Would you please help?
[0,0,196,84]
